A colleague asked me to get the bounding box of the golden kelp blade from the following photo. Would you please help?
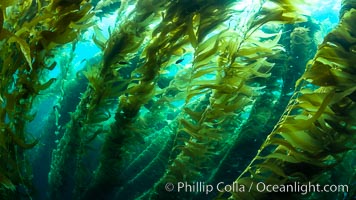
[8,35,33,70]
[227,5,356,200]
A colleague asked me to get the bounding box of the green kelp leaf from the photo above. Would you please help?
[8,35,33,70]
[255,163,287,178]
[295,92,330,112]
[41,29,78,45]
[197,15,231,43]
[180,140,209,158]
[93,25,107,42]
[180,119,200,138]
[0,173,15,191]
[187,13,198,48]
[276,126,322,153]
[186,88,209,103]
[260,151,300,164]
[191,67,219,79]
[303,60,336,86]
[194,44,219,65]
[195,32,220,55]
[194,32,222,63]
[332,72,355,88]
[248,30,283,50]
[248,8,284,32]
[297,90,327,105]
[93,34,106,50]
[238,46,274,57]
[184,108,203,122]
[203,131,223,141]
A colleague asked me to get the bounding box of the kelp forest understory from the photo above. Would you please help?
[0,0,355,199]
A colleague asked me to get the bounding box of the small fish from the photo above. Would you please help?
[118,61,130,65]
[175,58,184,64]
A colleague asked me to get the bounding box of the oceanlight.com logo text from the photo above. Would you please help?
[164,182,349,195]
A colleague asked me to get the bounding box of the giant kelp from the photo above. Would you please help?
[0,0,355,200]
[223,1,356,199]
[79,0,171,198]
[0,0,94,199]
[85,0,238,198]
[147,0,311,199]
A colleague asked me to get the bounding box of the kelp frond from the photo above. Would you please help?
[0,0,96,198]
[147,1,307,199]
[226,5,356,200]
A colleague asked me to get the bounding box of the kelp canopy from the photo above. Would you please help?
[0,0,355,199]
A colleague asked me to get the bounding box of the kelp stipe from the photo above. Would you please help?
[0,0,94,199]
[143,0,311,199]
[85,0,236,198]
[80,0,172,198]
[0,1,354,200]
[222,1,356,199]
[207,19,320,199]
